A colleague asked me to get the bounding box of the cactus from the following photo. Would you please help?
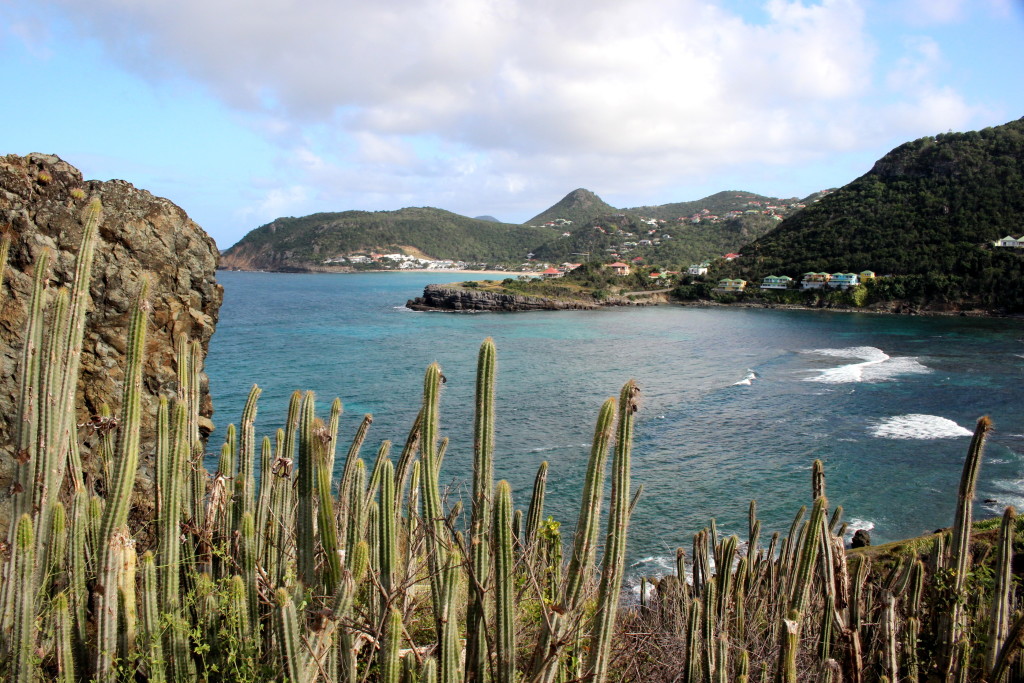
[525,460,549,565]
[466,338,496,683]
[378,457,398,611]
[382,607,404,683]
[118,540,139,663]
[986,506,1017,673]
[236,384,262,525]
[943,416,992,672]
[6,247,50,549]
[366,440,394,509]
[55,591,77,683]
[11,514,37,683]
[494,480,516,683]
[139,552,166,683]
[419,363,451,645]
[586,379,638,682]
[684,597,701,683]
[275,588,305,683]
[296,390,318,589]
[812,458,825,500]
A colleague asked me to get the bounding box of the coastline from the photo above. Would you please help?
[674,298,1023,319]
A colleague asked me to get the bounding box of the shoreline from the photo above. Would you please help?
[674,298,1024,319]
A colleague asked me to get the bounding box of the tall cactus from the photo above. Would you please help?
[494,480,516,683]
[94,279,149,681]
[10,514,37,683]
[586,380,638,682]
[986,506,1017,674]
[943,415,992,672]
[420,363,450,645]
[296,390,318,589]
[466,338,496,683]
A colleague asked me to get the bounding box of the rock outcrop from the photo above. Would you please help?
[0,153,222,523]
[406,283,669,311]
[407,285,599,312]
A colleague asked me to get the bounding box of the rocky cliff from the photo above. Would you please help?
[0,153,222,522]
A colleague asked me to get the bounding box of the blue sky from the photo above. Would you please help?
[2,0,1022,249]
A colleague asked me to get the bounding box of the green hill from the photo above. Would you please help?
[525,188,621,226]
[721,117,1024,311]
[220,207,555,270]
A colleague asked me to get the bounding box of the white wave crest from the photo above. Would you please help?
[803,346,930,383]
[733,369,758,386]
[869,414,972,440]
[843,518,876,541]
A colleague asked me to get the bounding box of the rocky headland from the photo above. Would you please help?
[0,153,222,526]
[406,283,669,311]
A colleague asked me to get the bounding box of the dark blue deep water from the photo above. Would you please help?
[206,271,1024,586]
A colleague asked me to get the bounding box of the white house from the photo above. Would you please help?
[687,262,710,276]
[760,275,793,290]
[995,236,1024,248]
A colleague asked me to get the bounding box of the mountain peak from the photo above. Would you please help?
[527,188,618,225]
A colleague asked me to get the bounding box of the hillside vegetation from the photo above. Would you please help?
[719,117,1024,311]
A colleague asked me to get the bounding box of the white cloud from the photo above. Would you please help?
[237,184,310,223]
[35,0,999,228]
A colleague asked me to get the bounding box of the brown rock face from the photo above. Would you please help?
[0,153,223,522]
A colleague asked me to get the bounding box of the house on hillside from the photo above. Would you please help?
[995,236,1023,247]
[801,272,831,289]
[724,253,741,260]
[859,270,876,281]
[714,279,747,292]
[828,273,860,289]
[608,261,631,275]
[760,275,793,290]
[687,262,710,276]
[540,267,563,279]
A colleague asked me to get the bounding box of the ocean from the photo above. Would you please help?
[206,271,1024,585]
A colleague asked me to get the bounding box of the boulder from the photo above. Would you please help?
[851,529,871,549]
[0,153,222,527]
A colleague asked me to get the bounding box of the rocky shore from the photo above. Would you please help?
[406,283,669,312]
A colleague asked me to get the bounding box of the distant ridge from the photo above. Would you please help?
[221,186,810,272]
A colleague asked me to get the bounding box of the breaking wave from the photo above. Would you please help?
[869,414,973,440]
[803,346,931,383]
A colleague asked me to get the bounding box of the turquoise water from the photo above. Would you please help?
[206,271,1024,583]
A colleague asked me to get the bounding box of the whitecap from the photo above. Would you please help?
[869,414,972,440]
[733,369,758,386]
[844,518,876,542]
[802,346,931,383]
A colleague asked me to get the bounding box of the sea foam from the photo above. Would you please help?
[803,346,931,383]
[869,414,972,440]
[733,369,758,386]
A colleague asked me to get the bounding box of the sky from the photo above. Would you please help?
[2,0,1023,250]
